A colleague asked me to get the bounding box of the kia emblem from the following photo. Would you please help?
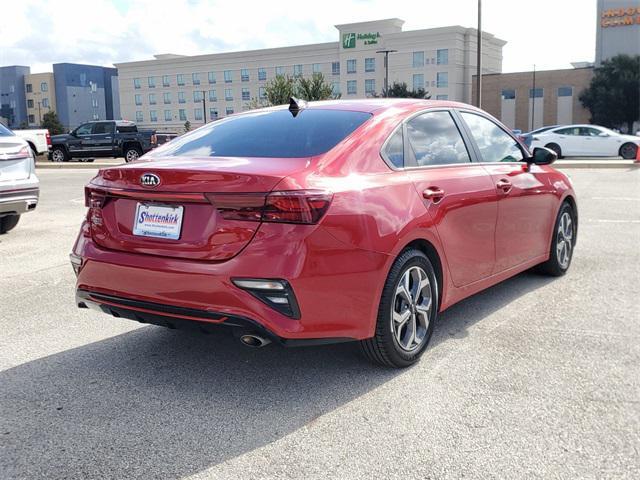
[140,173,161,187]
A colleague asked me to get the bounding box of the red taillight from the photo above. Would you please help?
[206,190,332,225]
[46,131,51,146]
[84,187,107,208]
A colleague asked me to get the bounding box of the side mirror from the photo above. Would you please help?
[528,146,557,165]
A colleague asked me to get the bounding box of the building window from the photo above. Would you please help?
[178,91,185,104]
[192,72,200,85]
[258,68,267,81]
[164,110,172,121]
[226,107,234,115]
[134,94,142,106]
[208,89,217,102]
[332,82,340,95]
[9,85,14,93]
[241,69,249,82]
[163,75,171,87]
[501,89,516,100]
[293,64,303,77]
[276,66,285,76]
[41,82,48,92]
[413,51,424,68]
[92,98,99,108]
[177,74,185,86]
[194,108,203,121]
[347,80,357,95]
[558,86,573,97]
[90,82,97,93]
[413,74,424,91]
[436,94,449,100]
[241,88,250,101]
[193,91,203,103]
[79,73,87,87]
[147,76,155,88]
[92,113,99,120]
[210,109,218,120]
[529,88,544,98]
[312,63,321,74]
[27,99,34,108]
[179,109,187,121]
[164,92,171,104]
[436,72,448,88]
[26,84,33,93]
[135,111,143,122]
[347,59,356,74]
[332,61,340,75]
[42,98,49,108]
[207,71,216,84]
[259,86,266,99]
[365,58,375,72]
[365,79,376,95]
[224,70,233,83]
[149,93,156,105]
[28,114,35,123]
[150,110,158,122]
[225,88,233,101]
[436,49,449,65]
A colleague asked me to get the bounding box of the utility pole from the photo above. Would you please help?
[37,101,42,126]
[531,64,536,130]
[201,90,207,124]
[376,49,397,97]
[476,0,482,108]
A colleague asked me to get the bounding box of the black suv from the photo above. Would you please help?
[49,120,156,162]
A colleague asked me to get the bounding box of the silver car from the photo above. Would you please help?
[0,123,39,234]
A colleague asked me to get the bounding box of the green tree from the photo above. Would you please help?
[378,81,431,99]
[295,73,338,101]
[264,75,296,106]
[183,120,191,133]
[41,111,65,134]
[579,54,640,133]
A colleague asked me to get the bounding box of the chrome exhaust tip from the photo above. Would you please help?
[239,334,271,348]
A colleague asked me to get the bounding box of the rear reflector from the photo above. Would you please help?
[232,278,301,319]
[206,190,332,225]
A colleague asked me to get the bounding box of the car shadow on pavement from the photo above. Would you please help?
[1,271,553,479]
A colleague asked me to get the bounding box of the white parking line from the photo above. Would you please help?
[589,197,640,201]
[587,219,640,223]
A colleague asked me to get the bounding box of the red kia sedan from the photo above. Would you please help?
[71,99,577,367]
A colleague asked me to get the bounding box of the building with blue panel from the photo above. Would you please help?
[0,66,31,128]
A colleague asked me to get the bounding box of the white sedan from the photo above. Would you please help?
[530,125,639,159]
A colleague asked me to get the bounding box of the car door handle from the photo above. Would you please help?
[423,187,445,203]
[496,179,512,193]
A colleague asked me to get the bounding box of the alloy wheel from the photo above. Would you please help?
[126,150,139,162]
[391,266,432,352]
[52,149,64,162]
[556,211,573,269]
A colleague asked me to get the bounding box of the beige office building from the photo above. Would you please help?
[24,72,56,126]
[115,18,505,132]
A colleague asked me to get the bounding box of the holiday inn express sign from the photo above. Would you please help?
[342,32,381,48]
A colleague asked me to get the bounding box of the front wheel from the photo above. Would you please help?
[536,202,576,276]
[50,146,68,162]
[0,215,21,234]
[619,143,637,160]
[359,249,438,368]
[124,146,142,163]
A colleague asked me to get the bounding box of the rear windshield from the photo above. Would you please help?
[151,109,372,158]
[116,125,137,133]
[0,124,14,136]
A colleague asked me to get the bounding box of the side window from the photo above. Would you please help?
[406,111,470,167]
[75,124,93,135]
[384,128,404,168]
[555,127,579,136]
[580,127,600,137]
[460,112,524,163]
[92,122,112,135]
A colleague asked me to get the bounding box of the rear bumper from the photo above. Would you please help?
[72,222,390,342]
[0,186,39,215]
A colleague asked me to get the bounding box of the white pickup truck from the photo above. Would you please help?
[12,129,51,156]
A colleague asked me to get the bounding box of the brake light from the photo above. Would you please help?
[206,190,332,225]
[84,187,107,227]
[46,131,51,146]
[1,145,30,160]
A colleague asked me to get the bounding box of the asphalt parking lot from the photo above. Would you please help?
[1,167,639,479]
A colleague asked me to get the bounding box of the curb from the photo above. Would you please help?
[36,162,123,169]
[554,161,638,169]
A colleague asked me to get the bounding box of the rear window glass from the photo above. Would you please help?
[151,109,372,158]
[0,124,14,136]
[117,125,137,133]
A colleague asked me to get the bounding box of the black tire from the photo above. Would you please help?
[0,215,20,234]
[359,248,438,368]
[536,202,576,276]
[545,143,562,159]
[51,146,68,162]
[124,146,143,163]
[619,143,637,160]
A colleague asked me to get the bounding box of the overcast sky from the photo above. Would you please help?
[2,0,597,74]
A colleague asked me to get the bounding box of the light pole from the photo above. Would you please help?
[476,0,482,108]
[201,90,207,124]
[531,64,537,130]
[37,101,42,126]
[376,49,397,97]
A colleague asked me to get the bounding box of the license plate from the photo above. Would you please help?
[133,203,184,240]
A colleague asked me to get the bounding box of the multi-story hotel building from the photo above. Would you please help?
[116,18,505,132]
[24,72,56,127]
